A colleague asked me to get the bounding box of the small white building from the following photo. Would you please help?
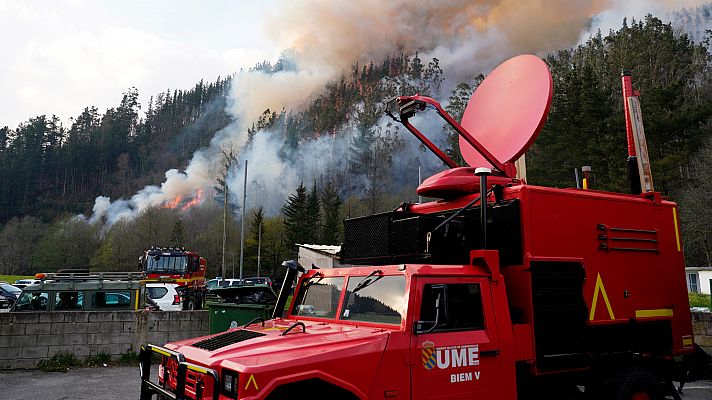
[297,244,342,269]
[685,267,712,294]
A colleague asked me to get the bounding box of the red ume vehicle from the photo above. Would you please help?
[139,55,694,400]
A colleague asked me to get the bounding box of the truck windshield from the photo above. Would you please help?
[290,273,407,325]
[292,277,344,319]
[146,255,187,273]
[341,275,405,325]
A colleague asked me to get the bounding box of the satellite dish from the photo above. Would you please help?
[459,54,552,169]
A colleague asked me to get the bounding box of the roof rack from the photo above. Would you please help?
[149,246,187,252]
[40,271,145,282]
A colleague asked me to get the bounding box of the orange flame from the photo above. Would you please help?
[181,189,204,211]
[163,195,183,209]
[162,189,205,211]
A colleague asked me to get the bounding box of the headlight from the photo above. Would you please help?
[222,369,238,398]
[223,373,233,392]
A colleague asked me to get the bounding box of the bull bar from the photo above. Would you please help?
[139,344,220,400]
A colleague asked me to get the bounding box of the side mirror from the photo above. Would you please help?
[414,284,449,334]
[189,257,199,272]
[281,259,305,272]
[272,260,305,320]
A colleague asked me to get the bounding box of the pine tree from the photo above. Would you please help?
[443,75,483,167]
[282,183,308,255]
[410,52,423,80]
[250,207,264,242]
[320,181,343,244]
[170,219,184,246]
[305,183,321,244]
[245,207,265,272]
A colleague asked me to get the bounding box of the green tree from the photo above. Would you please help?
[0,216,44,275]
[443,75,483,166]
[320,181,343,244]
[245,207,265,273]
[305,183,321,244]
[282,183,308,256]
[32,216,100,271]
[170,219,185,246]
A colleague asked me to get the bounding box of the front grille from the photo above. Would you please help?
[192,330,265,351]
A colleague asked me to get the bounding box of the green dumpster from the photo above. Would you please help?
[207,285,277,334]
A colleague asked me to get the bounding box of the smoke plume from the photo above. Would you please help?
[83,0,711,226]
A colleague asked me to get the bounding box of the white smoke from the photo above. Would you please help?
[230,128,352,215]
[580,0,711,42]
[82,0,712,226]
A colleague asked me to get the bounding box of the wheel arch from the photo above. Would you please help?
[260,372,364,400]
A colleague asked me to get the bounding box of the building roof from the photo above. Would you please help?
[296,244,341,257]
[685,266,712,271]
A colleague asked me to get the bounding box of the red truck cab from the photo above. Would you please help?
[142,254,518,400]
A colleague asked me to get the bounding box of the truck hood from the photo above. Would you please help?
[167,319,393,372]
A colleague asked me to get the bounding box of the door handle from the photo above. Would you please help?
[480,349,500,357]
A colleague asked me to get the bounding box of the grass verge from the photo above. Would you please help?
[38,351,140,372]
[38,353,81,372]
[0,274,33,284]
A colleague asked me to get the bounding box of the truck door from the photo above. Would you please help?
[410,277,507,399]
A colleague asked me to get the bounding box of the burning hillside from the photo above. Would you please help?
[162,189,205,211]
[81,0,712,226]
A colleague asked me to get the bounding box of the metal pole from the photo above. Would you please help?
[239,160,248,280]
[574,168,580,189]
[222,184,228,279]
[475,168,491,249]
[257,223,262,277]
[418,164,422,203]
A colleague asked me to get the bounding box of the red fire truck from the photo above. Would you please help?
[141,246,207,310]
[138,56,695,400]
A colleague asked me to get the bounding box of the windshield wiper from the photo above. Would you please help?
[352,270,383,293]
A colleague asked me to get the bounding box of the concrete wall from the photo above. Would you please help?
[692,311,712,353]
[0,310,208,369]
[2,310,710,370]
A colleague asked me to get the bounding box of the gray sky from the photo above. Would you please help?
[0,0,280,129]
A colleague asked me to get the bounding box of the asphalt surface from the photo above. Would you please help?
[0,366,140,400]
[0,366,710,399]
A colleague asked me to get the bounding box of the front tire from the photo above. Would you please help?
[604,367,663,400]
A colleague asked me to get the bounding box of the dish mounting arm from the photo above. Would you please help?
[386,95,513,177]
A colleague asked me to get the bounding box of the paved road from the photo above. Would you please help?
[0,366,140,400]
[0,366,710,399]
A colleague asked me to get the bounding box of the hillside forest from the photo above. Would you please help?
[2,15,712,278]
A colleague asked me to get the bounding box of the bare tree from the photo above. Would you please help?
[679,138,712,266]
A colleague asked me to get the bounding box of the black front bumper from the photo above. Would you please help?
[139,344,219,400]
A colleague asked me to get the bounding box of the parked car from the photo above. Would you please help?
[11,272,151,312]
[13,279,42,289]
[145,283,182,311]
[244,276,273,287]
[0,282,22,309]
[205,278,243,291]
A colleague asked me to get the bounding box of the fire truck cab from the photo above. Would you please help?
[141,246,207,310]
